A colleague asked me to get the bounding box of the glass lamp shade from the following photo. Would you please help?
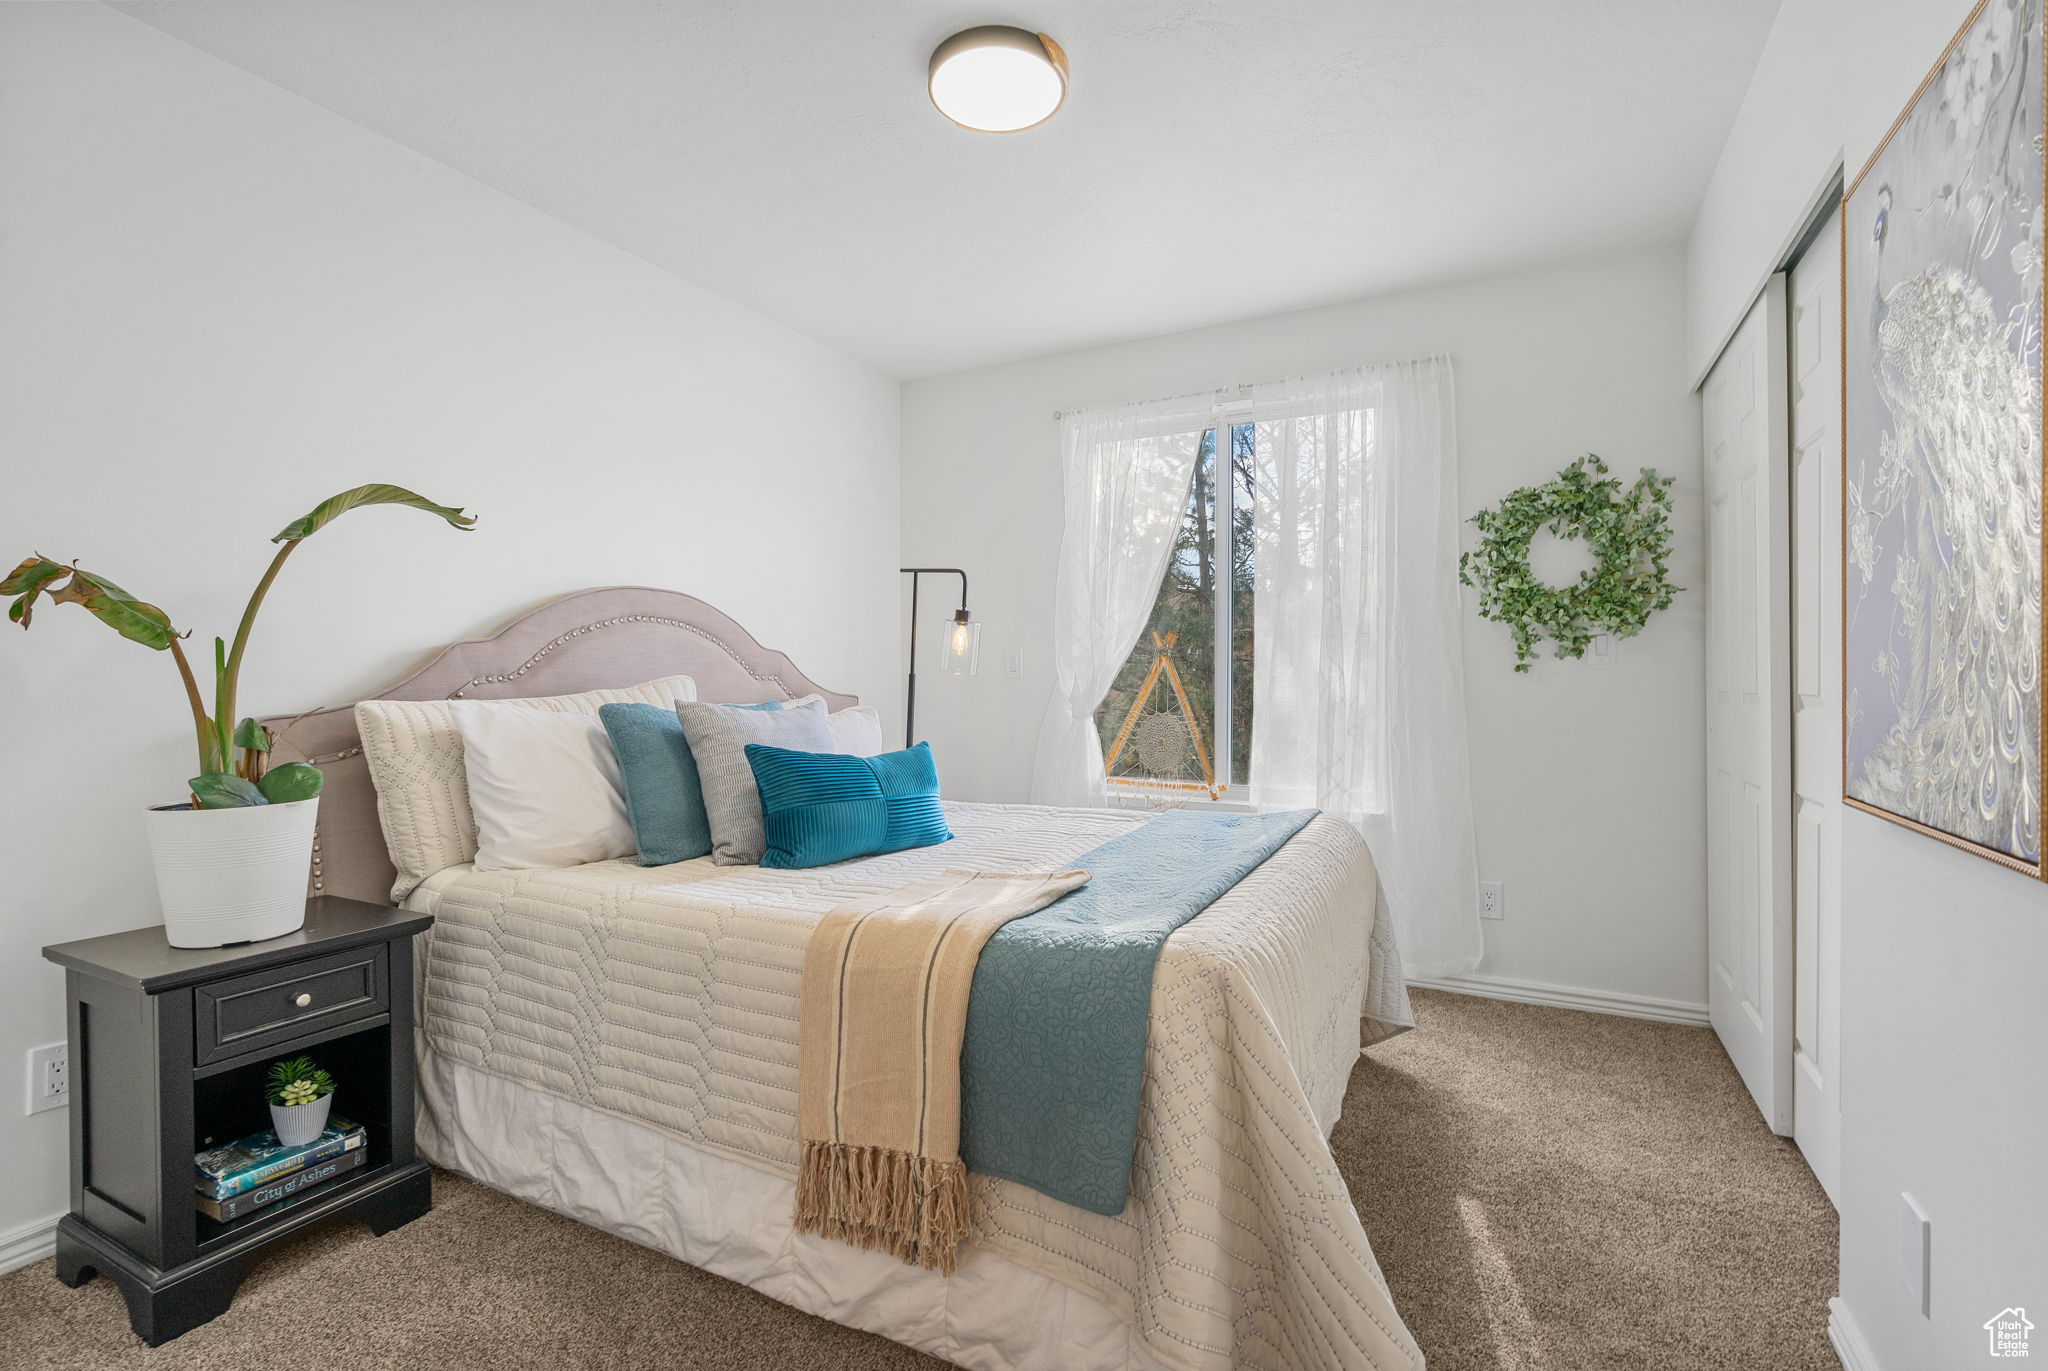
[928,26,1068,133]
[937,616,982,675]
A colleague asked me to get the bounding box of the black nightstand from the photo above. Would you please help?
[41,897,434,1345]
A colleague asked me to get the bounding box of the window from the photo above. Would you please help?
[1095,422,1254,797]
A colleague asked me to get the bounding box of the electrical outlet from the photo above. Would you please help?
[1480,881,1505,920]
[1005,649,1024,679]
[25,1043,67,1115]
[1901,1193,1931,1316]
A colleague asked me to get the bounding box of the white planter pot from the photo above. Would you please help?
[269,1093,332,1147]
[145,798,318,949]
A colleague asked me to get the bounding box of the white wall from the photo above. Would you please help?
[0,3,898,1246]
[902,246,1707,1010]
[1685,0,1982,382]
[1688,1,2048,1364]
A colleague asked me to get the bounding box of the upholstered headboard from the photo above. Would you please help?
[257,586,858,905]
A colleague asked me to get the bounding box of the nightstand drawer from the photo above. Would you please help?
[192,944,389,1066]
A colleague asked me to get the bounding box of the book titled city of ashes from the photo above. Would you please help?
[196,1148,368,1222]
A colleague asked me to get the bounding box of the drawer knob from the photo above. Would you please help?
[293,992,313,1008]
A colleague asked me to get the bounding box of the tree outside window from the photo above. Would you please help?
[1096,424,1255,796]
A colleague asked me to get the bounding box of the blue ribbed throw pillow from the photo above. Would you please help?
[743,741,952,869]
[600,700,779,866]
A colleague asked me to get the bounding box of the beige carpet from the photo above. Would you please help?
[0,990,1836,1370]
[1337,991,1838,1370]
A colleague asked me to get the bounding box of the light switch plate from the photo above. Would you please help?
[1587,633,1617,665]
[1005,649,1023,679]
[1900,1192,1930,1316]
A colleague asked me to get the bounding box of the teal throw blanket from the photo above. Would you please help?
[959,808,1319,1215]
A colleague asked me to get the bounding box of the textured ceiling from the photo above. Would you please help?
[116,1,1781,378]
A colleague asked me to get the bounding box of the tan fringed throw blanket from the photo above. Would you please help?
[794,868,1089,1274]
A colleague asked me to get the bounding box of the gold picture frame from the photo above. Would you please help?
[1841,0,2048,878]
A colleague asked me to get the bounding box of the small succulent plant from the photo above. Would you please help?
[265,1055,336,1108]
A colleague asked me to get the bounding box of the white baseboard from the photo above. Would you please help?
[1829,1297,1883,1371]
[1410,971,1711,1026]
[0,1210,60,1276]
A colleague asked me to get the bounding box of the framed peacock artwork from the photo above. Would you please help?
[1843,0,2047,876]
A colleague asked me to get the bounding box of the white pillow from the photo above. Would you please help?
[355,673,696,900]
[454,704,633,870]
[783,694,887,756]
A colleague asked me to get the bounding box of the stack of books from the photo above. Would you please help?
[194,1118,368,1222]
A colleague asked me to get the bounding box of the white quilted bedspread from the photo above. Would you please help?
[414,802,1422,1371]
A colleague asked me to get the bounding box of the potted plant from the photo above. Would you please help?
[4,484,475,947]
[265,1055,337,1147]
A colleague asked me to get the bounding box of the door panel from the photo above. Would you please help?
[1789,210,1843,1204]
[1704,277,1794,1134]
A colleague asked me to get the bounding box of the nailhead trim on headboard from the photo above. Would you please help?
[448,615,800,699]
[304,747,365,765]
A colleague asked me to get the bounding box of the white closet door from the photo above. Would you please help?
[1789,213,1842,1203]
[1704,277,1794,1134]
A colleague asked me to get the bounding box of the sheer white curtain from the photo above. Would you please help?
[1032,361,1480,979]
[1031,396,1210,807]
[1248,357,1482,978]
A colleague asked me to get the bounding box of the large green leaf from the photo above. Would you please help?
[190,772,268,809]
[272,484,476,543]
[57,572,177,649]
[257,761,323,803]
[5,559,178,649]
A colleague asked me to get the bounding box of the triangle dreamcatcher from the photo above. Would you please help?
[1102,631,1220,800]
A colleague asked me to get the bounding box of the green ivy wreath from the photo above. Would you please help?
[1459,454,1679,672]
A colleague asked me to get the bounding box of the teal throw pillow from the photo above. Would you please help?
[599,699,779,866]
[743,741,952,869]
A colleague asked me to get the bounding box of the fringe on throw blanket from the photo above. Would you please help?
[794,1141,971,1272]
[793,869,1088,1275]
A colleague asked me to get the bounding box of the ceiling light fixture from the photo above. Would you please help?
[928,26,1068,133]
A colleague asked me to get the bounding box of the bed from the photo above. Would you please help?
[261,586,1423,1371]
